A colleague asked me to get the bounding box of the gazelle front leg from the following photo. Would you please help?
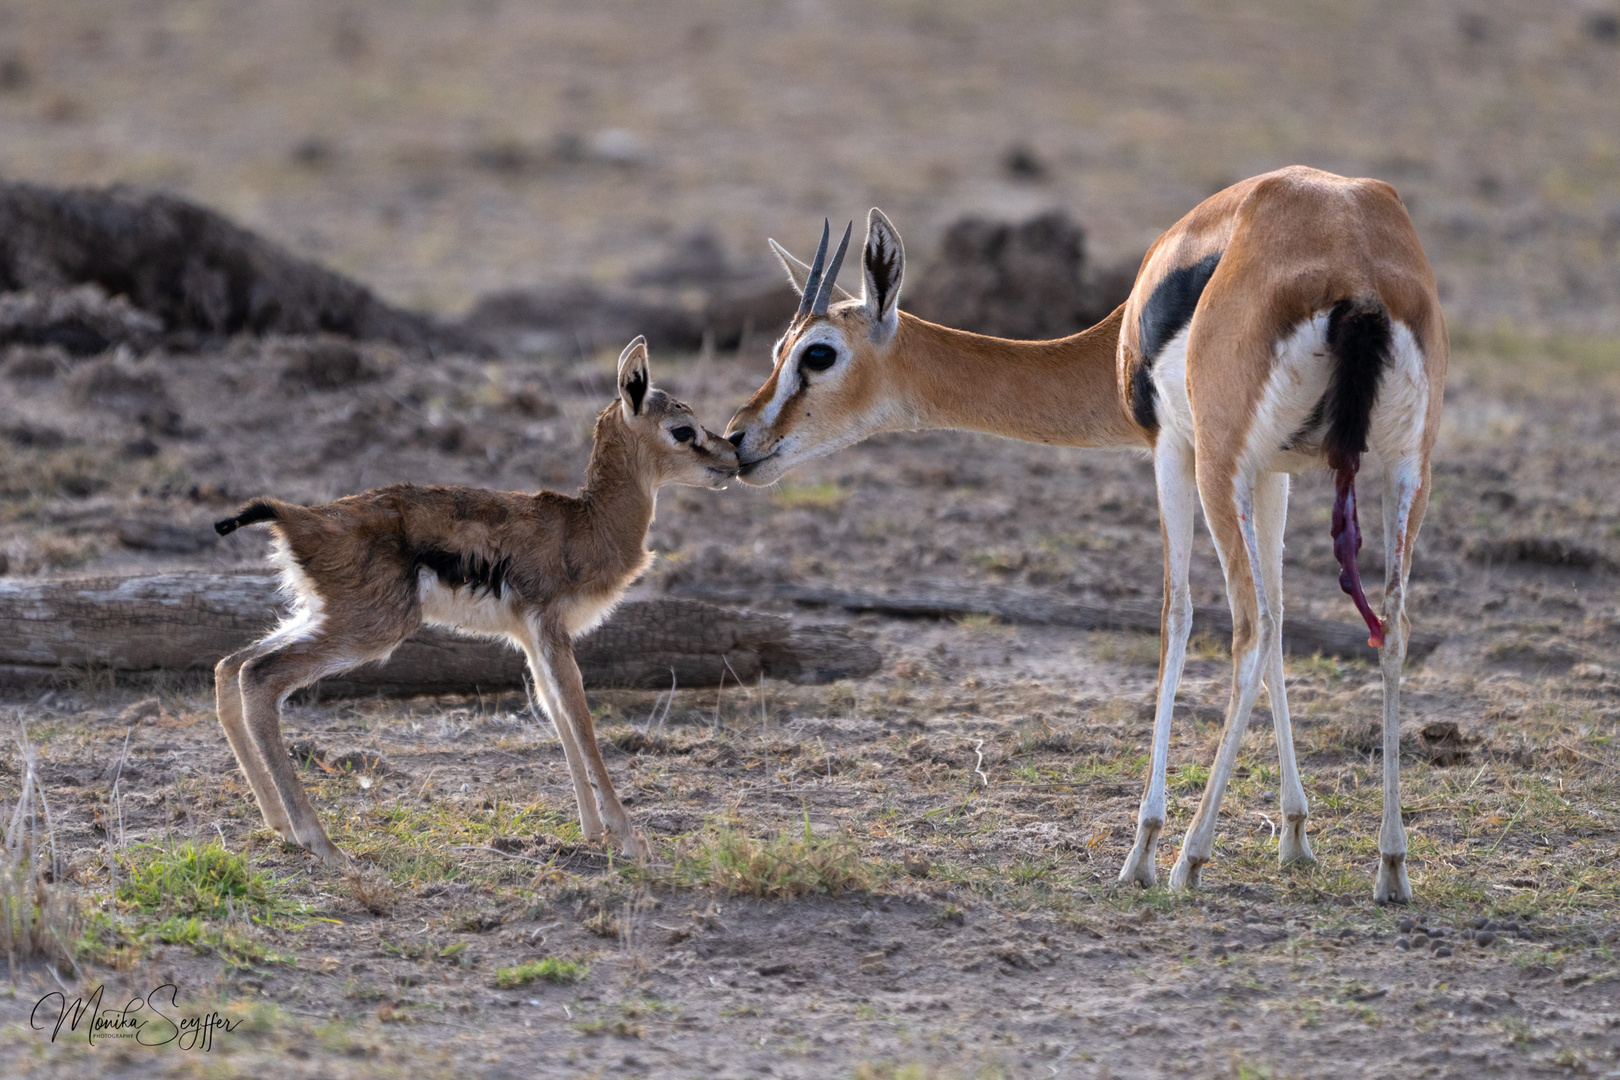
[1375,461,1426,903]
[537,622,651,861]
[1254,471,1315,867]
[1170,477,1275,890]
[1120,439,1197,887]
[520,629,608,844]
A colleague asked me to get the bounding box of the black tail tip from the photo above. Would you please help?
[215,501,280,536]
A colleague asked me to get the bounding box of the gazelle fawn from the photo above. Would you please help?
[727,169,1446,901]
[213,338,737,866]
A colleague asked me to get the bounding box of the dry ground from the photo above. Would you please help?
[1,333,1618,1079]
[3,2,1620,1077]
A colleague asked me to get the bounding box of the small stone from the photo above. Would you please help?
[1474,916,1488,930]
[1396,917,1415,934]
[1475,931,1496,947]
[1394,937,1411,951]
[1483,920,1499,932]
[1434,946,1452,958]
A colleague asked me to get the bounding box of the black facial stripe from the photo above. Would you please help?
[1133,251,1223,433]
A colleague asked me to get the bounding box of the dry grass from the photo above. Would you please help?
[669,819,873,899]
[1,723,83,981]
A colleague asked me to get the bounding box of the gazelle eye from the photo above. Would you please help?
[801,343,837,372]
[670,426,695,444]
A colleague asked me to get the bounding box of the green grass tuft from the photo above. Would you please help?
[494,956,589,988]
[117,841,294,921]
[671,819,872,899]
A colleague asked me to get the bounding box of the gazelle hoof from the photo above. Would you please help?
[1117,830,1160,888]
[309,840,352,870]
[1168,855,1203,891]
[618,830,652,862]
[1117,853,1157,889]
[1374,853,1411,905]
[1279,821,1316,868]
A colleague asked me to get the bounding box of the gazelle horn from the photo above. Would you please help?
[811,221,854,316]
[796,219,831,317]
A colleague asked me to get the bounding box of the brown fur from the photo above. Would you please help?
[213,339,736,865]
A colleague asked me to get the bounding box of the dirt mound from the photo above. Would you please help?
[0,182,458,352]
[905,211,1137,340]
[0,284,163,356]
[460,227,798,357]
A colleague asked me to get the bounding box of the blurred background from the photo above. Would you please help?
[3,0,1618,331]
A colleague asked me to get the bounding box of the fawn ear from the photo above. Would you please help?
[769,238,856,303]
[861,208,904,344]
[617,336,649,417]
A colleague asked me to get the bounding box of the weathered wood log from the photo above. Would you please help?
[0,573,881,696]
[674,580,1442,663]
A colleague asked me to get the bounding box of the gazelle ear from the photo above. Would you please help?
[617,336,649,417]
[861,208,904,344]
[769,238,856,303]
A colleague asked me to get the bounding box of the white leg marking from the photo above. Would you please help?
[1254,472,1315,867]
[1375,461,1422,904]
[1119,437,1197,888]
[1169,479,1275,890]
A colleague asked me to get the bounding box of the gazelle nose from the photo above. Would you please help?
[727,431,746,448]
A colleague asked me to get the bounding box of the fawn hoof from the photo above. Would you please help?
[618,830,652,862]
[1375,853,1411,905]
[1168,854,1203,891]
[308,838,352,870]
[1117,825,1161,888]
[1279,819,1316,868]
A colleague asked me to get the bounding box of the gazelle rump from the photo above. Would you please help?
[727,167,1447,902]
[212,338,738,866]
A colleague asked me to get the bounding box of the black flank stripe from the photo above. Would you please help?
[414,547,511,598]
[1133,251,1223,433]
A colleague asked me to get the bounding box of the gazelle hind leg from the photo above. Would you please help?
[1254,472,1315,867]
[215,645,295,838]
[1375,460,1427,903]
[238,643,364,867]
[1169,476,1275,890]
[520,630,607,843]
[1120,439,1197,887]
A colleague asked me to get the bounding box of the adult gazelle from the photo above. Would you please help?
[726,167,1446,902]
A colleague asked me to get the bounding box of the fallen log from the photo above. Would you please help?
[0,573,881,696]
[673,581,1442,664]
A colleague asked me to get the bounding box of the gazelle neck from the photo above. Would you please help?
[579,410,657,560]
[886,306,1146,450]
